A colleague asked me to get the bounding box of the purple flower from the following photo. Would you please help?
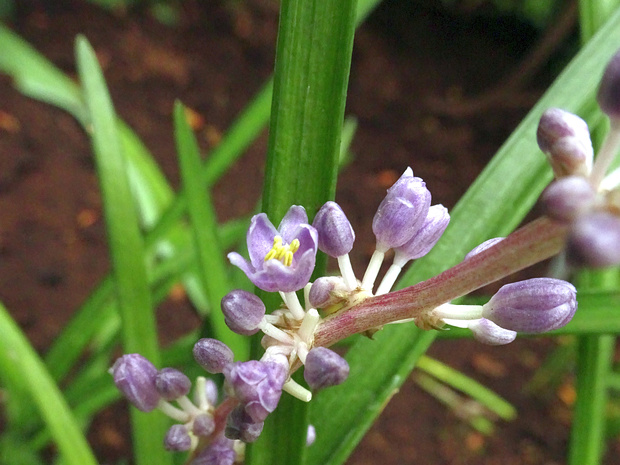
[228,205,319,292]
[482,278,577,333]
[111,354,160,412]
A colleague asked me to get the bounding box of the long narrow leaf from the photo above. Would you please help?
[174,101,249,358]
[250,1,358,464]
[0,302,98,465]
[75,36,170,465]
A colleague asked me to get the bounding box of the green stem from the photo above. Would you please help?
[249,1,358,464]
[569,335,615,465]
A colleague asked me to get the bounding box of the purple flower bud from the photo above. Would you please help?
[394,204,450,264]
[221,290,266,336]
[111,354,160,412]
[193,437,236,465]
[567,211,620,267]
[193,338,234,374]
[541,176,596,222]
[224,358,288,423]
[308,276,346,308]
[155,368,191,401]
[537,108,593,177]
[303,347,349,390]
[468,318,517,345]
[482,278,577,333]
[464,237,504,260]
[312,201,355,257]
[225,405,264,443]
[597,49,620,119]
[193,413,216,437]
[164,424,191,451]
[372,168,431,251]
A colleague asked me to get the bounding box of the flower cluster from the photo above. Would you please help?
[111,156,580,461]
[538,49,620,268]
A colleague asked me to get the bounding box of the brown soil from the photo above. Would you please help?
[1,0,617,464]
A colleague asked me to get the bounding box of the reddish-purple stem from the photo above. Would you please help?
[314,216,568,347]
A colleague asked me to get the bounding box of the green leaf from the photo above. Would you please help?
[0,302,98,465]
[75,35,170,465]
[416,355,516,421]
[174,101,249,359]
[0,23,85,121]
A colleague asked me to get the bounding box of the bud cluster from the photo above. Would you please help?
[538,49,620,268]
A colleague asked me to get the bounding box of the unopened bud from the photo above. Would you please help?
[111,354,160,412]
[164,424,191,451]
[313,201,355,257]
[193,413,216,437]
[537,108,593,177]
[372,168,431,251]
[597,49,620,119]
[541,176,597,222]
[193,437,236,465]
[482,278,577,333]
[394,204,450,265]
[221,290,265,336]
[567,211,620,267]
[155,368,191,401]
[303,347,349,390]
[193,338,234,374]
[308,276,346,308]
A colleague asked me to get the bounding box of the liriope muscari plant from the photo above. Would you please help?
[111,47,620,465]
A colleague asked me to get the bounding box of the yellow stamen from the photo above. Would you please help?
[264,236,300,266]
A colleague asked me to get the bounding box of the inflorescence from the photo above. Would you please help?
[111,47,620,465]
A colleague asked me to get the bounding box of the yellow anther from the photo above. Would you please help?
[264,236,300,266]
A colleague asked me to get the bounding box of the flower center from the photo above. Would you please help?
[264,236,300,266]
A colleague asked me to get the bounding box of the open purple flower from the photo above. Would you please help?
[228,205,319,292]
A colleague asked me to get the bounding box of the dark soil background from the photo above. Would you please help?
[1,0,618,464]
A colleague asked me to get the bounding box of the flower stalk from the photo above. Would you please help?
[315,216,568,347]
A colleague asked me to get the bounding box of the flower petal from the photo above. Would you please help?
[247,213,278,267]
[292,224,319,261]
[278,205,308,243]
